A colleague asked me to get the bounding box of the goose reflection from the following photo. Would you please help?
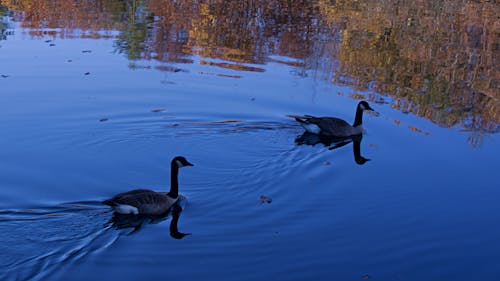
[295,132,370,165]
[109,203,189,239]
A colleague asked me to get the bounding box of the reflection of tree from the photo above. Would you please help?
[2,0,499,137]
[0,4,7,40]
[320,0,499,137]
[113,0,152,60]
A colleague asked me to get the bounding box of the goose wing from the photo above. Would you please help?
[104,189,175,215]
[308,117,352,136]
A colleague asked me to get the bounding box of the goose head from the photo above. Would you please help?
[172,156,194,168]
[358,101,374,112]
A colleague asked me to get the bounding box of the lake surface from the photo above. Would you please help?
[0,1,499,280]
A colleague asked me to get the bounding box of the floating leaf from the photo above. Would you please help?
[99,118,108,122]
[151,109,166,113]
[409,125,423,133]
[259,195,272,204]
[392,119,401,125]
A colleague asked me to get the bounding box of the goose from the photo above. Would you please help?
[103,156,193,215]
[288,101,374,137]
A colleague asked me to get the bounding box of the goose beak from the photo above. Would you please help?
[365,105,380,116]
[186,161,194,166]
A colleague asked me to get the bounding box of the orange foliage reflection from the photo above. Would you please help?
[1,0,498,137]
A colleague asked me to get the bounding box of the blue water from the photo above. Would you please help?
[1,2,499,280]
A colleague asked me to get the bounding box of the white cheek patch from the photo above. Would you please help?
[175,160,183,167]
[360,103,366,110]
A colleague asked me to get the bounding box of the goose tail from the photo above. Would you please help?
[287,114,309,124]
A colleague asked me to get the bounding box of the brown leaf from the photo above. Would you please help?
[151,109,166,113]
[259,195,272,204]
[409,125,423,133]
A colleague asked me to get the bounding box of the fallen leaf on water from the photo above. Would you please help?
[393,119,401,125]
[259,195,272,204]
[151,109,166,113]
[99,118,108,122]
[409,125,423,133]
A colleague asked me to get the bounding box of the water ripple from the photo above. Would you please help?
[0,201,181,281]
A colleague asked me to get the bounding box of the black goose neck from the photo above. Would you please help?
[168,163,179,198]
[353,104,364,127]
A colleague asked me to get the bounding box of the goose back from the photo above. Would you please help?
[104,189,177,215]
[298,116,362,137]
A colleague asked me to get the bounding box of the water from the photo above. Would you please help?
[0,1,499,280]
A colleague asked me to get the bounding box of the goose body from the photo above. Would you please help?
[103,156,193,215]
[289,101,374,137]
